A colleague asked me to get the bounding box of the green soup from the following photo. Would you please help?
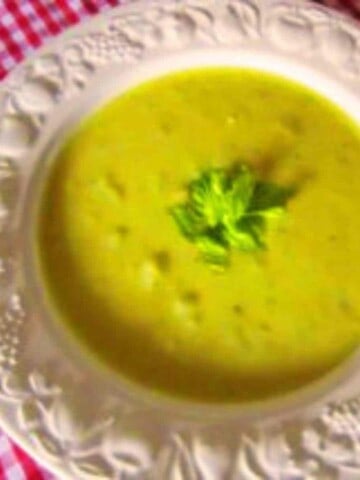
[37,68,360,403]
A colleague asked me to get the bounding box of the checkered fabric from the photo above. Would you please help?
[0,0,359,478]
[322,0,360,17]
[0,433,54,479]
[0,1,123,79]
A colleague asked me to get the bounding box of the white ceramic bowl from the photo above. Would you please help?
[1,1,360,478]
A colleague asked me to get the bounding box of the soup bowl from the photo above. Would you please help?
[1,0,360,478]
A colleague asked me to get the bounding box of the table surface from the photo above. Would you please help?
[0,0,359,478]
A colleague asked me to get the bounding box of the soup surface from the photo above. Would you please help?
[37,68,360,402]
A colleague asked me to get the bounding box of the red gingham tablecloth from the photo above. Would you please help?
[0,0,359,478]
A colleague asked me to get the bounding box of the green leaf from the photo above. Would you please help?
[235,216,266,250]
[170,204,204,239]
[189,169,227,227]
[169,163,293,269]
[226,227,261,252]
[257,206,286,221]
[224,166,255,226]
[195,235,229,267]
[249,182,292,214]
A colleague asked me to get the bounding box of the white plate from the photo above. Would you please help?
[1,0,360,478]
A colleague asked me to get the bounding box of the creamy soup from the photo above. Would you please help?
[36,68,360,403]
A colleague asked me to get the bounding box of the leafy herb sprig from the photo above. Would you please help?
[170,165,292,268]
